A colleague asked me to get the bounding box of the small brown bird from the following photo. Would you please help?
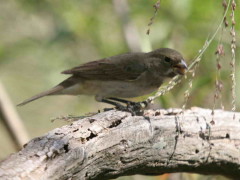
[18,48,187,110]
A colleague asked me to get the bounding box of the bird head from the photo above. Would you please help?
[149,48,188,78]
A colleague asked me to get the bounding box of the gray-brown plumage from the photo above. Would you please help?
[17,48,187,107]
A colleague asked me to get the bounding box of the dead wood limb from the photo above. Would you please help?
[0,107,239,180]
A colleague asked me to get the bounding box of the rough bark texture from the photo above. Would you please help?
[0,107,240,180]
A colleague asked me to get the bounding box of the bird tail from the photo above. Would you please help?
[17,85,64,106]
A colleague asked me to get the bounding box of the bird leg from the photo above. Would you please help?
[102,98,138,114]
[105,98,147,115]
[101,99,127,111]
[108,97,148,109]
[108,97,135,105]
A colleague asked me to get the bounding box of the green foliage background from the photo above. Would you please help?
[0,0,239,179]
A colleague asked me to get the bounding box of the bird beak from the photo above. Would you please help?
[173,59,188,75]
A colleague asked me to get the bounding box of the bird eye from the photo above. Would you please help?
[164,57,171,63]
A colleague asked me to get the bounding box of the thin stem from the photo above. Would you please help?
[144,0,231,105]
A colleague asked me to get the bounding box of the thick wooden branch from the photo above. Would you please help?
[0,107,239,180]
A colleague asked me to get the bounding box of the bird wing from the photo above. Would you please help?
[61,55,147,81]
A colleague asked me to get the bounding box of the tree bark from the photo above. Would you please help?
[0,107,239,180]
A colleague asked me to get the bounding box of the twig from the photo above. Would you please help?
[230,0,236,119]
[146,0,161,35]
[0,82,29,149]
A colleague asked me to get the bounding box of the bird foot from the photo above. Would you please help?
[103,101,148,116]
[116,102,146,116]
